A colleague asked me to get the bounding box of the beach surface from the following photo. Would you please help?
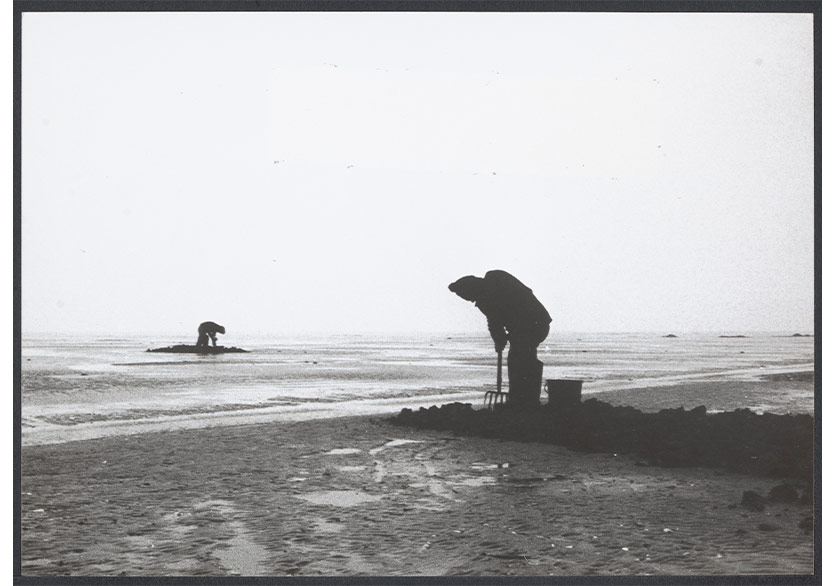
[21,383,814,577]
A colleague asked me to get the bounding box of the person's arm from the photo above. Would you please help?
[487,318,508,352]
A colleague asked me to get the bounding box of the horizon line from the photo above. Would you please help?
[20,328,815,337]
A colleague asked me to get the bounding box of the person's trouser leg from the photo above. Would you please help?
[522,323,549,405]
[507,340,542,407]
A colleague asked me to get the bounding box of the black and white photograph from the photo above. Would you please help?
[15,2,820,580]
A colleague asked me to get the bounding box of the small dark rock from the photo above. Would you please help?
[741,491,766,512]
[757,523,779,532]
[798,517,813,532]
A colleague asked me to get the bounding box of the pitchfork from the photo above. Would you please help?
[484,349,507,409]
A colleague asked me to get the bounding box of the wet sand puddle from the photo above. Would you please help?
[296,491,383,507]
[324,448,363,455]
[310,437,489,508]
[369,439,424,455]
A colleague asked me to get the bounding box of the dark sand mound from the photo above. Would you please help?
[392,400,813,483]
[147,345,248,354]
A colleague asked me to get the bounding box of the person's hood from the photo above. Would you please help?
[448,275,484,302]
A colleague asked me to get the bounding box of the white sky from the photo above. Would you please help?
[21,11,815,336]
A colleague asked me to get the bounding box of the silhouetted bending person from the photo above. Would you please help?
[449,270,551,407]
[196,321,226,348]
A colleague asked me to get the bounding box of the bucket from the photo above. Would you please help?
[545,379,583,409]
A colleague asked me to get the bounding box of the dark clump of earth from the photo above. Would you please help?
[391,399,813,483]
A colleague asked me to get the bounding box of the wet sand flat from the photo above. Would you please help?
[21,414,813,577]
[587,377,814,416]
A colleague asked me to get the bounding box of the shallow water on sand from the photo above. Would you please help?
[21,332,814,445]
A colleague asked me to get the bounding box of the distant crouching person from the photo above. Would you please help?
[196,321,225,348]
